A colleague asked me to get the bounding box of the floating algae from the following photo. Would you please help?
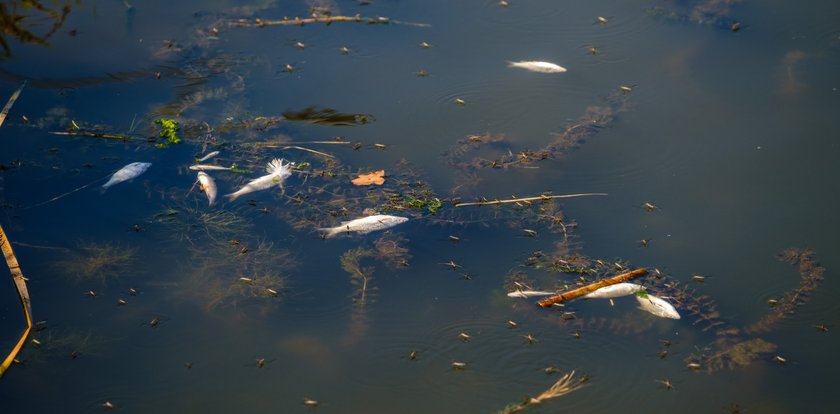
[54,242,137,283]
[150,201,251,244]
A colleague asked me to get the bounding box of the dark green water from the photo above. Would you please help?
[2,0,839,412]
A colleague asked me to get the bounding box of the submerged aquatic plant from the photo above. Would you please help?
[54,242,136,282]
[150,201,251,244]
[177,239,295,315]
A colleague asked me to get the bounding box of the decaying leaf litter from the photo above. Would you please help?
[0,0,832,412]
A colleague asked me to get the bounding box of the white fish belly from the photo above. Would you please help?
[583,283,643,299]
[636,295,681,319]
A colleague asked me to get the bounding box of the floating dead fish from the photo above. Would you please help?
[508,61,567,73]
[196,172,217,206]
[196,151,219,162]
[102,162,151,190]
[636,293,681,319]
[583,283,643,299]
[319,215,408,238]
[225,158,292,201]
[189,164,232,171]
[507,290,555,298]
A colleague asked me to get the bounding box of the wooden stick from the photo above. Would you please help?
[454,193,607,207]
[49,131,150,142]
[233,16,430,28]
[537,268,648,308]
[0,81,26,128]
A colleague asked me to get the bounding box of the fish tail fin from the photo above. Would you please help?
[224,192,239,202]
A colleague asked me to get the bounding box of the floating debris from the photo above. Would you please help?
[102,162,152,190]
[498,370,587,414]
[351,170,386,186]
[507,60,567,73]
[189,164,233,171]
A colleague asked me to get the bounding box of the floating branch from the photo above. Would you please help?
[498,370,588,414]
[537,268,648,308]
[231,15,430,28]
[49,131,152,142]
[455,193,607,207]
[1,223,33,377]
[0,80,26,128]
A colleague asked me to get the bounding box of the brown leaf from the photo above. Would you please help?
[352,170,385,186]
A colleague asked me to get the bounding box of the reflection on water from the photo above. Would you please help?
[2,0,840,413]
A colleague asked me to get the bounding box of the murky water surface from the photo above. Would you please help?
[2,0,840,412]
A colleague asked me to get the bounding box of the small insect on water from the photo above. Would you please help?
[814,324,829,332]
[458,332,471,342]
[773,355,787,365]
[256,358,266,368]
[129,287,138,296]
[440,260,462,271]
[507,320,517,329]
[642,202,658,212]
[691,275,706,283]
[454,98,465,106]
[523,334,537,344]
[656,379,674,390]
[101,401,115,411]
[303,398,319,408]
[86,290,97,298]
[420,41,431,49]
[117,298,127,306]
[451,361,467,370]
[408,350,418,361]
[340,46,350,55]
[596,16,609,25]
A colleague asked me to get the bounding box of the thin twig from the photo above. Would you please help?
[49,131,151,142]
[454,193,607,207]
[282,145,335,158]
[232,15,430,28]
[0,81,26,128]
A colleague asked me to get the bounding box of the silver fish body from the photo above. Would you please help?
[225,158,292,201]
[319,215,408,238]
[197,171,217,206]
[196,151,220,162]
[636,294,681,319]
[507,60,567,73]
[189,165,231,171]
[102,162,151,189]
[583,283,644,299]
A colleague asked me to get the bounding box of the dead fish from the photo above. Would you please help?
[225,158,292,201]
[507,60,567,73]
[196,151,219,162]
[507,290,555,298]
[583,283,643,299]
[319,215,408,238]
[636,294,681,319]
[102,162,151,190]
[189,164,232,171]
[197,172,217,206]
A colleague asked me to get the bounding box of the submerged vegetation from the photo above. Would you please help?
[54,242,136,283]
